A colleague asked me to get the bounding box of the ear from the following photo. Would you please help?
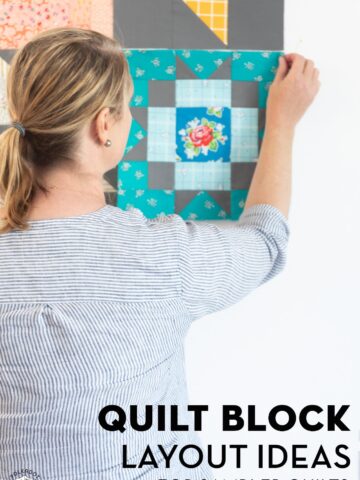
[94,107,112,144]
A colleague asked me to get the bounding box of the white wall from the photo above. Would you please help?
[185,1,360,477]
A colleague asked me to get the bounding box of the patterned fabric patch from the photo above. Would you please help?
[231,109,259,162]
[130,80,149,107]
[176,107,231,162]
[117,189,175,218]
[118,161,148,190]
[176,79,231,107]
[0,0,113,49]
[124,49,176,80]
[175,162,230,190]
[147,108,176,162]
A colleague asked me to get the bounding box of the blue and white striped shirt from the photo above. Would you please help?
[0,203,290,479]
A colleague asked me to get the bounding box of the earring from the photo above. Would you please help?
[104,139,112,147]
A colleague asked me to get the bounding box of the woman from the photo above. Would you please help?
[0,27,320,480]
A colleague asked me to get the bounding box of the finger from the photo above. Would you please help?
[287,53,306,76]
[284,52,303,65]
[304,59,315,78]
[274,55,289,81]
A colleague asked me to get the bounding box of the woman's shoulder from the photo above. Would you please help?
[104,206,186,250]
[108,205,186,229]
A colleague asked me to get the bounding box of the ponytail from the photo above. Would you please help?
[0,126,36,233]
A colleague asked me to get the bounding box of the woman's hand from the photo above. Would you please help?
[266,53,321,131]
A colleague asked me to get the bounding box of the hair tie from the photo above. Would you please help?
[11,121,26,137]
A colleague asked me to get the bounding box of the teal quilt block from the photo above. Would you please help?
[118,49,282,220]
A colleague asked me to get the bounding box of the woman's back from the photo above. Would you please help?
[0,203,289,479]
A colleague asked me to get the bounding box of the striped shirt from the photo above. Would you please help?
[0,203,290,480]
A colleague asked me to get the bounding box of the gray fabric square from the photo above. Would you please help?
[232,82,259,107]
[228,0,284,50]
[114,0,173,49]
[231,162,257,189]
[149,81,175,107]
[148,162,175,189]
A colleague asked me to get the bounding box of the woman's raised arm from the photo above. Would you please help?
[245,53,321,219]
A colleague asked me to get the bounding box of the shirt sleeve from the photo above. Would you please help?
[176,203,291,321]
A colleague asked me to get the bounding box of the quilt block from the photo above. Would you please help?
[118,49,281,220]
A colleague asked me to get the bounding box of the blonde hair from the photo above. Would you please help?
[0,27,133,234]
